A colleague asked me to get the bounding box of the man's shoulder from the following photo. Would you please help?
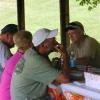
[84,35,100,46]
[23,48,45,62]
[0,41,4,46]
[0,41,8,48]
[24,48,38,58]
[85,35,98,43]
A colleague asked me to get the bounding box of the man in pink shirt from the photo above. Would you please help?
[0,30,33,100]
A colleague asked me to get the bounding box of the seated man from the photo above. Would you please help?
[0,30,33,100]
[66,21,100,68]
[0,24,18,79]
[11,28,70,100]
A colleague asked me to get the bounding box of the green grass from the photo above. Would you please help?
[0,0,100,43]
[0,0,17,28]
[70,1,100,42]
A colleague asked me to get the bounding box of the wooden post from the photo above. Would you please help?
[59,0,69,48]
[17,0,25,30]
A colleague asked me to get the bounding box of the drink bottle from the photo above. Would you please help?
[70,51,76,68]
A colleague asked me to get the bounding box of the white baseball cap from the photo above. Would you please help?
[32,28,58,46]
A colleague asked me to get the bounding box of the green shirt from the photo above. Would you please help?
[11,48,59,100]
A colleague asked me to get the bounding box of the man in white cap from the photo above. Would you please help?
[11,28,70,100]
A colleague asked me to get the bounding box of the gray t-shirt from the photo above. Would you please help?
[11,48,59,100]
[0,41,12,79]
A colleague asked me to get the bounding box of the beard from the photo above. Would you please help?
[7,44,14,48]
[5,42,14,48]
[46,47,55,55]
[41,47,55,57]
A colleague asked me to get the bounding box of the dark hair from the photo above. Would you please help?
[1,24,18,35]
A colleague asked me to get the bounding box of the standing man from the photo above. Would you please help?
[0,24,18,79]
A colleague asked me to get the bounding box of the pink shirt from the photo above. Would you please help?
[0,51,23,100]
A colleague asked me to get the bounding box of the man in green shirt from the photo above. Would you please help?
[11,28,70,100]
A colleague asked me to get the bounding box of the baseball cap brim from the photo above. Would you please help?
[66,24,81,30]
[66,21,84,32]
[47,29,58,39]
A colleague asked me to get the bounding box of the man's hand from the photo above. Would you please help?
[76,57,91,66]
[54,73,70,85]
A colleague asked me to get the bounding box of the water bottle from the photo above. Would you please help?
[70,51,76,68]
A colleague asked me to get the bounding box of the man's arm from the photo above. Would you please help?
[0,44,12,68]
[56,44,70,75]
[52,73,70,85]
[76,57,91,66]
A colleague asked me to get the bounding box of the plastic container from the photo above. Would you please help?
[70,51,76,68]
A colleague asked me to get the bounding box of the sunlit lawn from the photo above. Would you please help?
[0,0,100,53]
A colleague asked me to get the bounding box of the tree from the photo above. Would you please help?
[76,0,100,10]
